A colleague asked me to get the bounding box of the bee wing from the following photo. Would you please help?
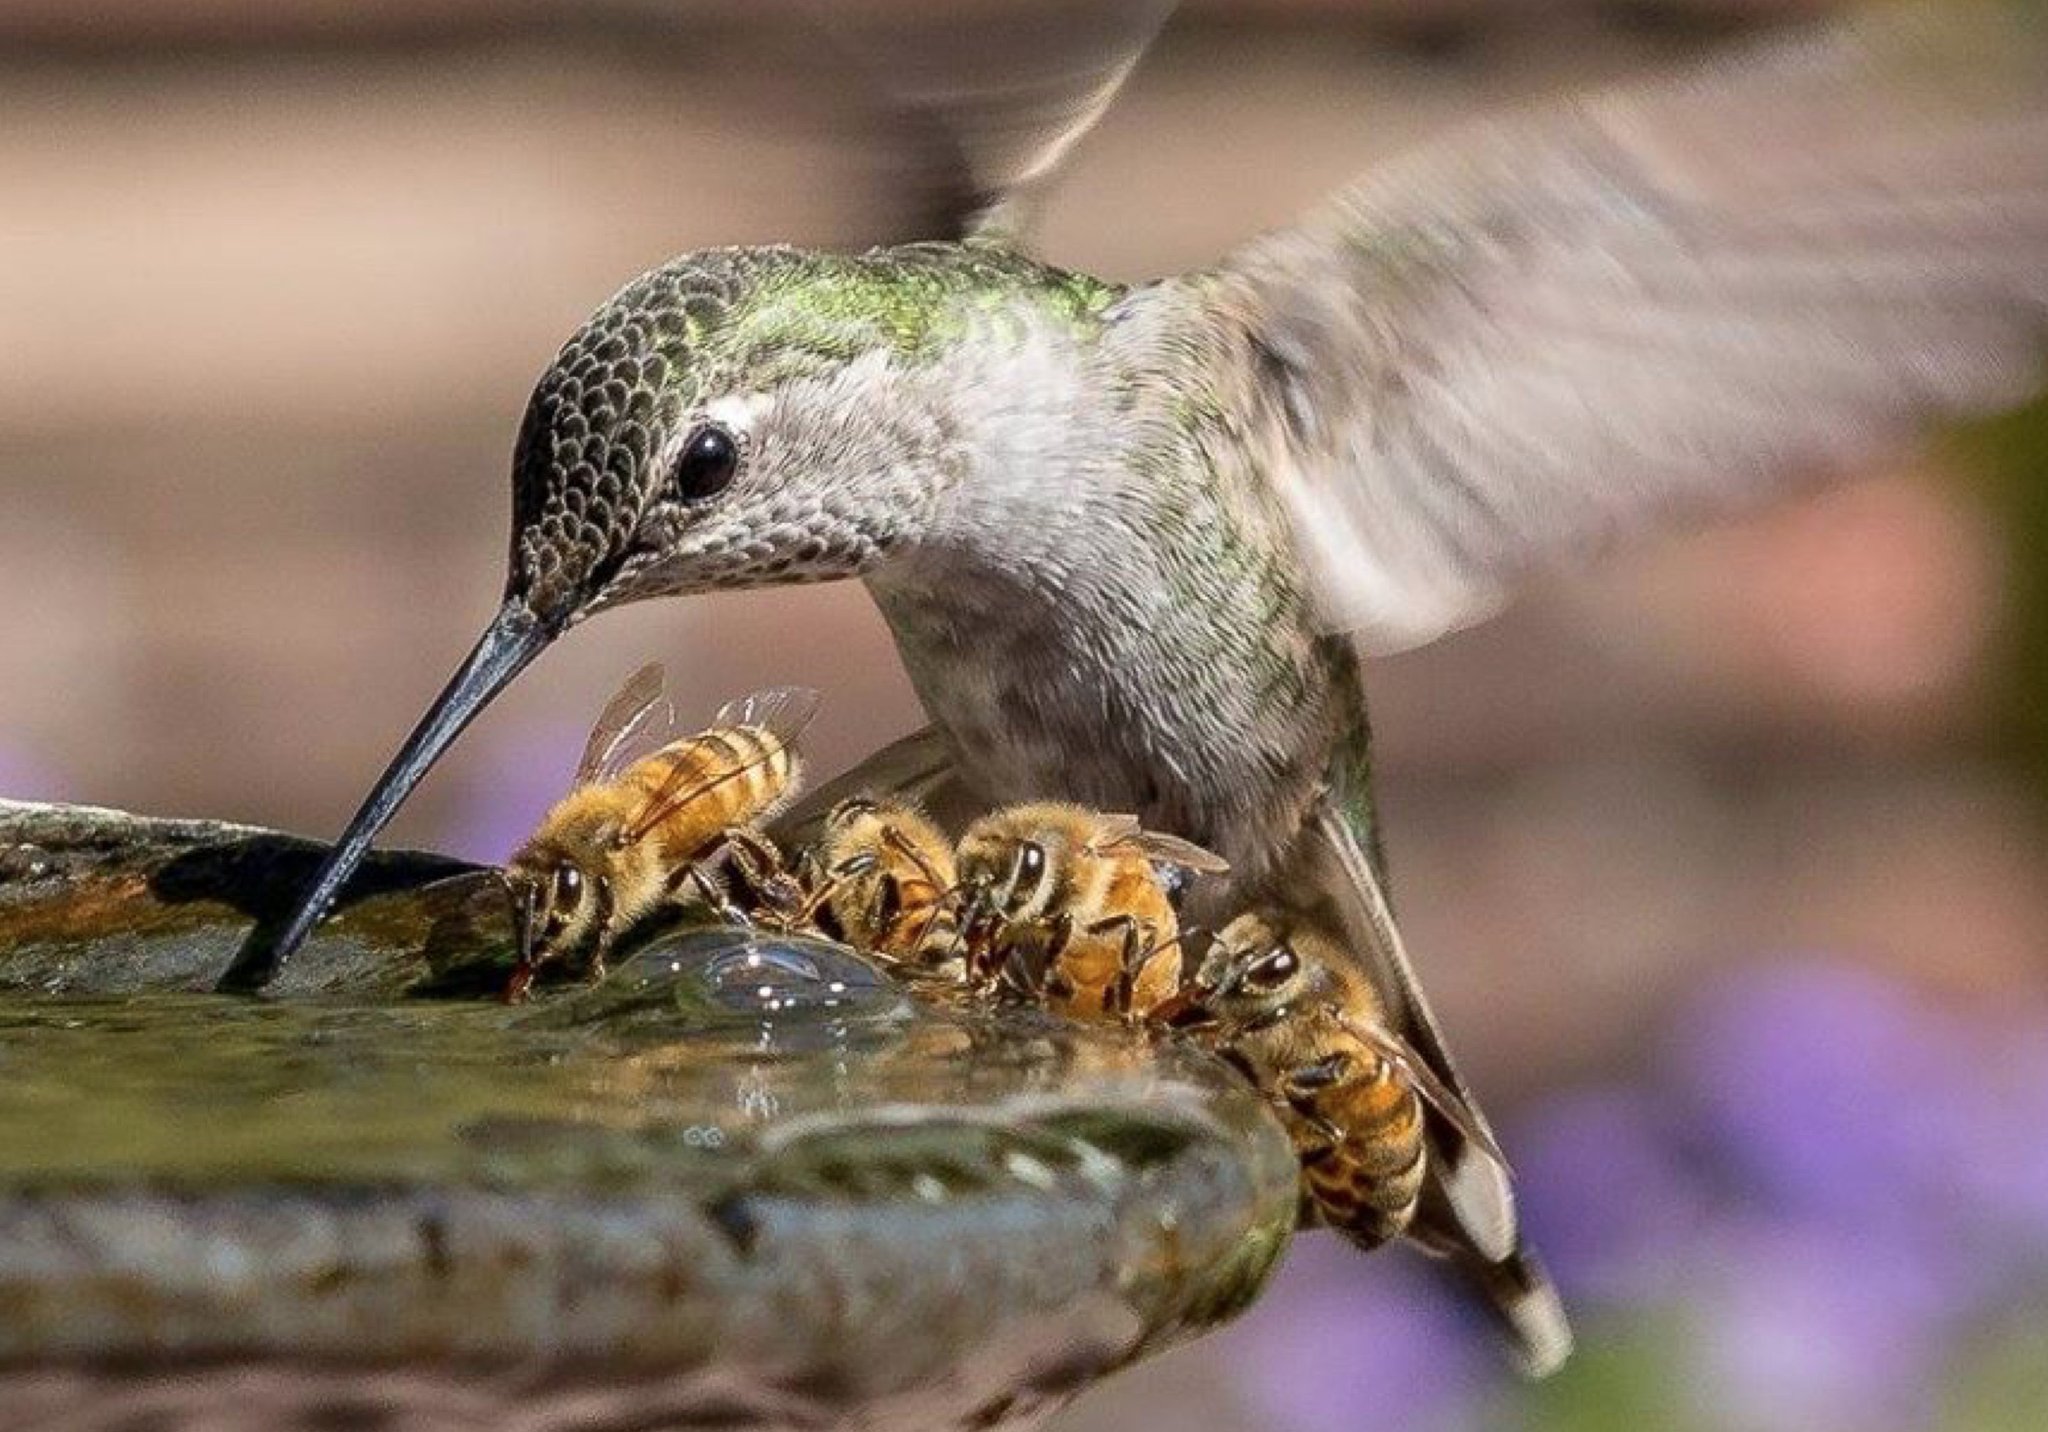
[622,688,822,843]
[1081,814,1231,873]
[1081,812,1145,850]
[574,662,674,787]
[1329,1006,1509,1173]
[1125,831,1231,875]
[712,685,822,750]
[768,724,977,851]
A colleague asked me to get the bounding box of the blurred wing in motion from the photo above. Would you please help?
[807,0,1177,242]
[575,662,673,787]
[1200,1,2048,652]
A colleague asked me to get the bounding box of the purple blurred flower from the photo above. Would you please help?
[1515,1085,1710,1305]
[1664,960,1979,1236]
[1687,1217,1957,1432]
[438,719,586,863]
[1218,1236,1494,1432]
[0,737,66,804]
[1945,1016,2048,1275]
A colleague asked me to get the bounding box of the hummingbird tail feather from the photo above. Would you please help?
[1452,1240,1575,1381]
[1307,799,1574,1372]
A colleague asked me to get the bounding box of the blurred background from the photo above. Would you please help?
[3,0,2046,1428]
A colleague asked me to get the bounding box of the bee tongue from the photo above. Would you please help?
[1151,989,1217,1030]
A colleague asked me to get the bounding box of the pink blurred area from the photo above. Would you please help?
[3,4,2045,1428]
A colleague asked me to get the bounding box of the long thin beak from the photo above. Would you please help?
[216,600,553,992]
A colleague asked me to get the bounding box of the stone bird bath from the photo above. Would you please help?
[0,799,1297,1431]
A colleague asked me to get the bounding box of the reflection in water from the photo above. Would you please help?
[0,926,1205,1191]
[551,927,910,1034]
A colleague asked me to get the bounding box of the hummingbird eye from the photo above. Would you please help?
[673,423,741,503]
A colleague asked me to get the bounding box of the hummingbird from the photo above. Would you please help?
[224,1,2046,1376]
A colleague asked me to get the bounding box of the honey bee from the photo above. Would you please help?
[813,797,962,969]
[702,824,834,933]
[952,801,1228,1023]
[501,664,818,997]
[1164,911,1507,1251]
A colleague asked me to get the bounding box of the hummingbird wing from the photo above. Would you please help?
[1201,1,2048,652]
[1406,1200,1576,1382]
[806,0,1176,244]
[1304,798,1516,1256]
[769,724,978,851]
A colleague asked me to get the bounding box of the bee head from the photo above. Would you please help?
[504,848,611,972]
[956,824,1063,925]
[1190,915,1328,1027]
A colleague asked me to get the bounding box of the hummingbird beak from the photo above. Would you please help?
[216,599,554,992]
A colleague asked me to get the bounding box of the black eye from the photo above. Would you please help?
[553,865,584,909]
[1015,841,1047,889]
[873,874,902,930]
[673,424,740,502]
[1244,946,1299,993]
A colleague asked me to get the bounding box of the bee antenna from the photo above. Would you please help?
[937,879,988,968]
[510,878,539,964]
[879,824,948,889]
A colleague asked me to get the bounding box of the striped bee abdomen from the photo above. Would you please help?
[628,724,800,858]
[1297,1052,1427,1248]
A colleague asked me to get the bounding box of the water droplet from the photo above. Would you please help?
[542,928,912,1044]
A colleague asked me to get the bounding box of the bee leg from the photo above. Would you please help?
[1293,1112,1346,1160]
[683,861,754,929]
[868,873,905,952]
[1217,1044,1263,1087]
[1039,933,1079,1004]
[880,824,949,890]
[956,890,1008,992]
[1034,914,1077,1002]
[788,862,843,932]
[722,827,787,913]
[500,960,536,1005]
[1286,1052,1354,1090]
[1282,1053,1356,1112]
[1002,915,1068,1001]
[1277,1057,1359,1130]
[1076,914,1140,1018]
[583,927,617,987]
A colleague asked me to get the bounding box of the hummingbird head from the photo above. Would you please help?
[224,242,1112,991]
[506,246,974,631]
